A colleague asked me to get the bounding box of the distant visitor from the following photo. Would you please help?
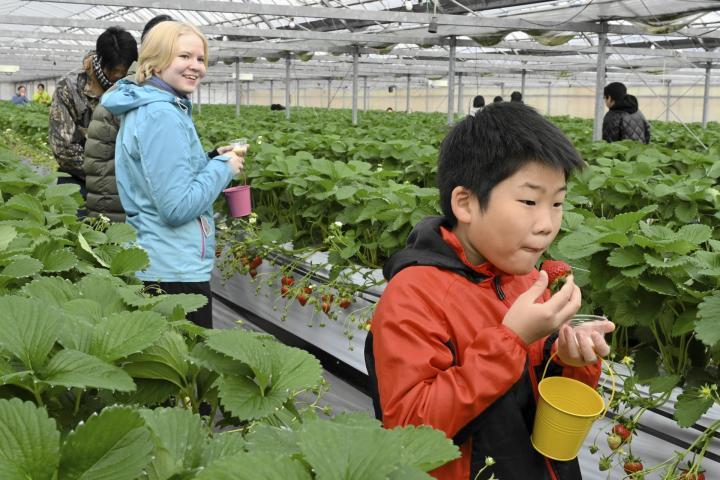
[602,82,650,144]
[11,85,29,105]
[510,91,523,103]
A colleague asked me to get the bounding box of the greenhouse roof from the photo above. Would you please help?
[0,0,718,86]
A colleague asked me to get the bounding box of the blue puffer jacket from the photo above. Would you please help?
[102,79,233,282]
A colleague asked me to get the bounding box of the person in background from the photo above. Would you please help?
[493,95,503,103]
[366,102,614,480]
[11,85,30,105]
[469,95,484,116]
[602,81,651,144]
[386,107,394,112]
[84,15,173,223]
[33,83,52,105]
[101,22,245,329]
[510,91,523,103]
[49,26,138,203]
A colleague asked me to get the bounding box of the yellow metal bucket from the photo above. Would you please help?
[531,353,614,461]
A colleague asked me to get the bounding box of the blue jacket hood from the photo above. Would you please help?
[101,79,190,115]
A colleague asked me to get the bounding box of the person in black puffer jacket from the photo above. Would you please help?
[602,82,651,144]
[84,15,173,222]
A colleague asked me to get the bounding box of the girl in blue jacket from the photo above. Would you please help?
[102,21,244,328]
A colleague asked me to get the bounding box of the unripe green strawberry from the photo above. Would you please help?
[606,433,622,450]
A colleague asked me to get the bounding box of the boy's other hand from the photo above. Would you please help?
[502,270,581,345]
[556,320,616,367]
[225,151,244,176]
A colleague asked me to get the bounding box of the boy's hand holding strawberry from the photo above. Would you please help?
[502,269,615,366]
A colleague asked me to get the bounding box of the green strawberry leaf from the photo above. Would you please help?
[109,247,149,276]
[0,398,60,480]
[41,349,135,392]
[0,296,61,371]
[674,390,714,427]
[644,375,681,394]
[195,451,311,480]
[138,408,207,479]
[607,247,645,268]
[105,223,137,244]
[696,294,720,347]
[1,255,43,278]
[90,311,167,362]
[390,425,460,472]
[21,276,79,307]
[58,407,153,480]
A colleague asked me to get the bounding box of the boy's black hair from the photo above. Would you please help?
[142,14,173,42]
[510,91,523,102]
[437,102,584,226]
[96,26,138,70]
[472,95,485,108]
[17,85,25,92]
[493,96,503,103]
[38,83,45,89]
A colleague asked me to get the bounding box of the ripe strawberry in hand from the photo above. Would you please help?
[541,260,572,292]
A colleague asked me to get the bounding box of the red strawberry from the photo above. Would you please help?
[623,457,643,475]
[606,433,622,450]
[339,298,352,309]
[215,247,222,258]
[250,256,262,269]
[280,286,290,297]
[612,423,631,441]
[321,302,331,314]
[281,275,294,286]
[321,294,334,303]
[249,268,258,279]
[297,294,308,306]
[303,286,313,294]
[541,260,572,291]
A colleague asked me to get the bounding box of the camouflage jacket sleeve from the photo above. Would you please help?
[49,78,86,172]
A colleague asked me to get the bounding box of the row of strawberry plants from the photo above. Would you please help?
[3,102,719,473]
[0,141,459,478]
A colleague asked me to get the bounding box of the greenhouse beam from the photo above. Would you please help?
[521,63,527,97]
[235,59,240,117]
[447,36,457,126]
[592,26,608,141]
[352,46,359,126]
[665,80,672,122]
[457,72,464,115]
[296,79,300,108]
[703,62,712,128]
[247,81,251,106]
[270,80,274,105]
[285,57,291,120]
[225,82,229,106]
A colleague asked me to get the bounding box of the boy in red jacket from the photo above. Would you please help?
[365,102,615,480]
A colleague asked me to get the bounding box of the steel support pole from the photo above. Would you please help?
[592,25,608,141]
[499,82,504,98]
[235,59,240,117]
[352,45,359,125]
[447,36,456,126]
[457,72,464,114]
[363,76,368,111]
[270,80,274,104]
[665,80,672,122]
[295,79,300,108]
[521,64,527,97]
[425,80,429,112]
[225,82,229,105]
[702,62,712,128]
[405,74,411,113]
[327,78,332,109]
[197,83,202,114]
[546,82,551,115]
[246,81,250,105]
[285,56,291,119]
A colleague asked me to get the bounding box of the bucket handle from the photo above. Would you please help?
[541,349,616,420]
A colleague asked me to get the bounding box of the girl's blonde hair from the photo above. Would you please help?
[136,21,208,83]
